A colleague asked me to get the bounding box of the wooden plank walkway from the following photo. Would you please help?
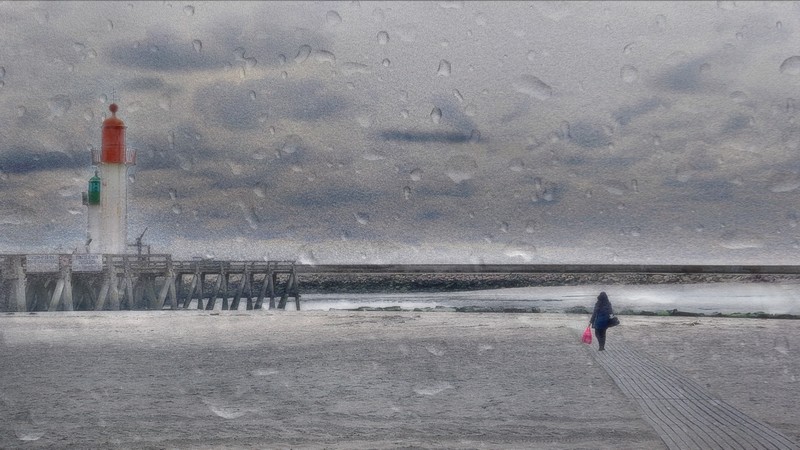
[591,342,798,450]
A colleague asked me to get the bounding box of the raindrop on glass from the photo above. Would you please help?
[623,42,634,54]
[509,158,524,172]
[464,103,477,117]
[249,90,257,101]
[779,56,800,75]
[430,107,442,124]
[500,222,509,233]
[382,58,391,67]
[190,39,202,53]
[98,93,107,103]
[172,204,183,215]
[410,168,423,181]
[281,71,288,80]
[776,21,783,30]
[314,50,336,65]
[526,50,536,61]
[295,45,312,64]
[453,89,464,102]
[377,31,390,45]
[445,155,477,183]
[513,74,552,100]
[16,105,26,117]
[653,14,667,31]
[83,109,94,121]
[354,212,370,225]
[403,186,411,200]
[437,59,451,76]
[168,188,178,201]
[106,20,114,31]
[159,94,171,111]
[525,221,536,233]
[183,5,195,16]
[620,65,639,83]
[326,10,342,26]
[400,109,409,119]
[48,95,72,118]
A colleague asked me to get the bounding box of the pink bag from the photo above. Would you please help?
[582,326,593,344]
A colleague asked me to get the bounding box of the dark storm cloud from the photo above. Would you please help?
[287,187,381,208]
[656,58,706,92]
[0,149,82,174]
[662,179,735,202]
[194,80,347,130]
[379,130,474,144]
[106,40,222,72]
[568,121,613,149]
[723,114,754,133]
[614,97,667,126]
[416,181,477,198]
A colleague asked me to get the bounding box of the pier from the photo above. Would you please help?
[0,254,299,312]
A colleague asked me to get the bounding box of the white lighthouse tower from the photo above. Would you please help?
[84,103,136,254]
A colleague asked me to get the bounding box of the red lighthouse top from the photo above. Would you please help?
[101,103,127,163]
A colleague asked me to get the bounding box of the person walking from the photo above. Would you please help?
[589,291,614,351]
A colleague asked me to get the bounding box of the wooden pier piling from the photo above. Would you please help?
[0,254,299,312]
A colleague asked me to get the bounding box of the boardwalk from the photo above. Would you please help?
[591,342,798,450]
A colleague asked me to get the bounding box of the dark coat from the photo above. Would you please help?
[590,292,614,330]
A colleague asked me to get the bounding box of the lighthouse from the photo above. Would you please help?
[83,103,136,254]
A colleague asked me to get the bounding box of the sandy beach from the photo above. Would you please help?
[1,310,798,449]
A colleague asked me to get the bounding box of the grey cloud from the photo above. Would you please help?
[614,97,667,126]
[379,130,474,144]
[416,181,477,198]
[655,58,708,92]
[122,77,166,91]
[722,114,753,133]
[287,188,380,208]
[194,80,347,130]
[106,40,223,72]
[0,149,82,174]
[568,121,613,149]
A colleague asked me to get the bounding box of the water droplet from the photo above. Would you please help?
[83,108,94,121]
[504,242,536,262]
[253,182,266,198]
[699,63,711,73]
[314,50,336,65]
[159,94,171,111]
[245,57,257,69]
[249,90,257,101]
[654,14,667,31]
[183,5,195,16]
[410,168,423,181]
[16,105,26,117]
[463,103,477,117]
[326,10,342,26]
[107,19,114,31]
[280,135,304,155]
[469,129,481,142]
[475,12,487,26]
[382,58,391,67]
[48,94,71,118]
[168,131,175,149]
[400,109,409,119]
[439,1,464,9]
[730,91,747,103]
[620,65,639,83]
[430,107,442,124]
[377,31,390,45]
[437,59,451,76]
[355,114,372,128]
[776,21,783,30]
[341,62,371,76]
[735,31,744,41]
[631,179,639,192]
[500,222,509,233]
[779,56,800,75]
[295,45,312,64]
[453,89,464,102]
[278,54,287,65]
[513,74,552,100]
[623,42,634,54]
[445,155,477,183]
[509,158,524,172]
[281,71,288,80]
[403,186,411,200]
[525,221,536,233]
[354,212,370,225]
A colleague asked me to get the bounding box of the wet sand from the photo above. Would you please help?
[1,311,798,449]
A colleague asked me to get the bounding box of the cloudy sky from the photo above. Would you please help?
[1,1,799,264]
